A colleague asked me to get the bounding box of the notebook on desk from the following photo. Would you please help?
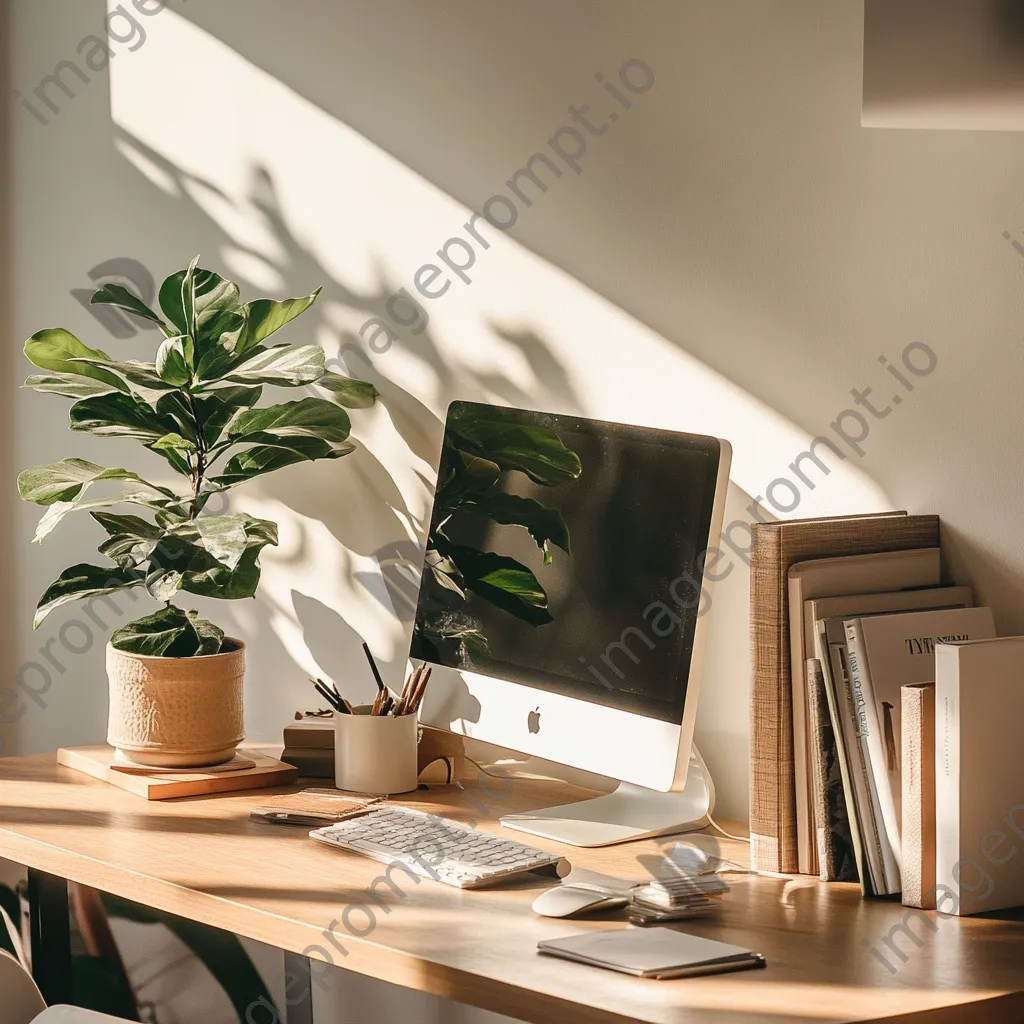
[537,927,766,979]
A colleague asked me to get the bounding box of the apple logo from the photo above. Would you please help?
[527,706,541,734]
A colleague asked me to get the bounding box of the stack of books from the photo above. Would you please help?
[748,510,999,898]
[281,717,335,777]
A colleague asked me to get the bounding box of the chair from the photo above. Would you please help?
[0,954,133,1024]
[0,949,46,1024]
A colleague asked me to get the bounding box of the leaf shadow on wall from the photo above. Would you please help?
[112,131,585,702]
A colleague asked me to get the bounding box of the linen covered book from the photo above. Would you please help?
[901,682,936,909]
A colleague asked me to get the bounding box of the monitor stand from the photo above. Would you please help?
[499,746,716,848]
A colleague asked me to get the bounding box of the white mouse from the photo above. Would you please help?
[531,884,630,918]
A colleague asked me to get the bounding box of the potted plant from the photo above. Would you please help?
[18,257,376,767]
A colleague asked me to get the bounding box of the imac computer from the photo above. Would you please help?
[409,402,732,847]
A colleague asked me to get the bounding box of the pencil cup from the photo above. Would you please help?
[334,708,419,795]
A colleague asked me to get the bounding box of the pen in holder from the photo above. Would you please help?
[334,706,419,795]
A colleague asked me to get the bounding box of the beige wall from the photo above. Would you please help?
[7,0,1024,851]
[8,2,1024,1021]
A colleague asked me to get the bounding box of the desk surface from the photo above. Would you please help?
[0,753,1022,1024]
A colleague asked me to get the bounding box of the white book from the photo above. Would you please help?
[786,547,941,874]
[819,617,893,893]
[935,637,1024,916]
[844,606,995,894]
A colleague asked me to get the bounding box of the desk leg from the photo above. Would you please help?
[28,869,73,1006]
[283,951,313,1024]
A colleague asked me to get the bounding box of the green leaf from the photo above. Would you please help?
[145,566,183,601]
[110,605,205,657]
[314,370,378,409]
[210,436,354,487]
[34,492,176,543]
[91,283,172,335]
[151,432,197,454]
[224,344,325,386]
[18,458,174,505]
[156,335,192,386]
[195,307,245,368]
[68,393,169,442]
[467,493,570,564]
[443,545,552,625]
[24,329,127,392]
[92,512,163,568]
[235,289,321,355]
[22,373,119,399]
[180,543,264,599]
[68,357,177,391]
[449,411,582,486]
[225,398,351,445]
[159,263,239,336]
[91,511,163,540]
[34,563,143,628]
[156,386,263,448]
[168,515,250,570]
[188,609,225,655]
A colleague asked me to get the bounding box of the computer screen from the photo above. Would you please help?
[411,403,724,724]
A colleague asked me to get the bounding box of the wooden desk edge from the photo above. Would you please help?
[0,823,647,1024]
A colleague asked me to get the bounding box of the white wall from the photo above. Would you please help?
[5,1,1024,1018]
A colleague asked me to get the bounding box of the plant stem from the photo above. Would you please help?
[185,390,205,521]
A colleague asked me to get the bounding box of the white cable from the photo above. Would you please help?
[704,809,750,844]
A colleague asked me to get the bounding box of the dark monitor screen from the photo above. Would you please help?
[410,403,723,724]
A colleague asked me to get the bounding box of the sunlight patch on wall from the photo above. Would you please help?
[107,4,892,685]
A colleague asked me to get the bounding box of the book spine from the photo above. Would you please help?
[844,619,902,894]
[901,683,936,909]
[805,658,831,880]
[749,525,796,873]
[833,641,886,894]
[934,645,962,915]
[817,632,862,886]
[788,576,814,876]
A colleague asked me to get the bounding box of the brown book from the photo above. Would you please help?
[281,747,335,777]
[749,511,940,873]
[901,683,936,909]
[283,718,336,750]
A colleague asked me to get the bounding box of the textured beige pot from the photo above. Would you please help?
[106,639,246,768]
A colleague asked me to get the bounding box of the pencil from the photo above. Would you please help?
[395,665,421,716]
[362,642,386,693]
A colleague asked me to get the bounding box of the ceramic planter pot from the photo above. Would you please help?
[106,639,246,768]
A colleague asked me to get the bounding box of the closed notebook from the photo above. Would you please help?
[787,547,941,874]
[901,683,935,909]
[537,927,765,979]
[749,511,940,873]
[935,638,1024,916]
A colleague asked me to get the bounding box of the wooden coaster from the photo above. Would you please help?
[58,744,298,800]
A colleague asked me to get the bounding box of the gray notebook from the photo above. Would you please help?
[537,927,766,979]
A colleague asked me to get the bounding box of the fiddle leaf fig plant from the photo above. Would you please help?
[18,257,377,657]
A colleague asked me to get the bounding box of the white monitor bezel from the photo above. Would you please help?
[415,420,732,794]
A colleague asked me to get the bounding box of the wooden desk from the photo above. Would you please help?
[0,753,1022,1024]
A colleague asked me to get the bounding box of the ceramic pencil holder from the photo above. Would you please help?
[334,707,419,795]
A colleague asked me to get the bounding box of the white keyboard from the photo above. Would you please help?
[310,805,569,889]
